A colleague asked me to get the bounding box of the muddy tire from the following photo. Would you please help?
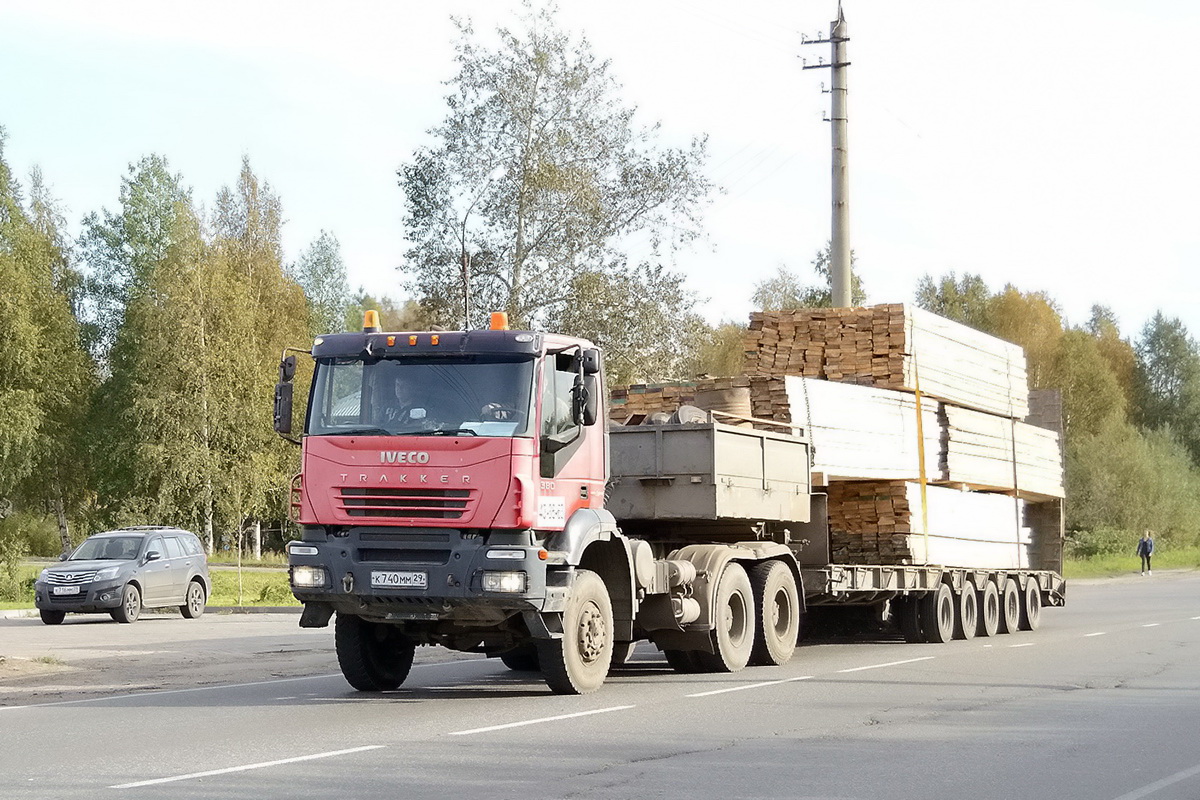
[977,579,1001,637]
[538,569,613,695]
[998,577,1021,634]
[112,583,141,624]
[180,580,207,619]
[694,562,755,672]
[499,644,540,672]
[748,561,800,666]
[335,614,415,691]
[954,581,978,640]
[921,583,955,643]
[1019,579,1042,631]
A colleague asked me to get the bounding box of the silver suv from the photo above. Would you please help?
[34,526,211,625]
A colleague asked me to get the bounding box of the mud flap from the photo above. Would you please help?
[299,602,334,628]
[524,609,563,640]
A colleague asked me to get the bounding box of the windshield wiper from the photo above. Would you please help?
[402,428,480,437]
[324,427,393,437]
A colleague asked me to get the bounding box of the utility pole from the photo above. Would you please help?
[802,3,851,307]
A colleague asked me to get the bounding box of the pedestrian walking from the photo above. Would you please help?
[1136,530,1155,576]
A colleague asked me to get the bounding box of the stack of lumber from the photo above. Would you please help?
[941,405,1065,500]
[608,381,697,422]
[828,481,1033,568]
[744,304,1029,418]
[749,376,941,482]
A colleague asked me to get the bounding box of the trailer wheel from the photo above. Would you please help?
[335,614,415,691]
[998,577,1021,634]
[954,581,978,640]
[977,580,1000,637]
[1019,579,1042,631]
[748,561,800,666]
[499,644,540,672]
[921,583,955,643]
[694,562,755,672]
[538,569,613,695]
[663,648,703,673]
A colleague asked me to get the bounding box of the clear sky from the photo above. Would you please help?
[2,1,1197,341]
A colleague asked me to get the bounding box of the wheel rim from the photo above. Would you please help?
[576,601,606,665]
[770,588,792,638]
[189,585,203,614]
[125,589,138,618]
[726,590,749,646]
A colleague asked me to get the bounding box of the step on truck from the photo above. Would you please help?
[276,312,1066,695]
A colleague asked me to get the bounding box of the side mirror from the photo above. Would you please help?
[144,551,161,563]
[571,374,600,427]
[274,382,294,434]
[580,348,602,376]
[59,553,69,561]
[279,355,297,382]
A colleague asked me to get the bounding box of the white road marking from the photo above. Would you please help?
[686,675,813,698]
[836,657,935,674]
[449,705,634,736]
[1085,632,1108,637]
[1192,616,1200,620]
[109,745,385,789]
[1009,643,1035,648]
[0,657,492,712]
[1110,761,1200,800]
[1142,623,1161,628]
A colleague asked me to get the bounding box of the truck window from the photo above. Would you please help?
[541,355,578,438]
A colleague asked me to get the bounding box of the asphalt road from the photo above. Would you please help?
[2,572,1199,800]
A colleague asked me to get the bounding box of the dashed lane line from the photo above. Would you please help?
[835,656,936,674]
[448,705,636,736]
[109,745,385,789]
[1085,632,1108,637]
[1110,760,1200,800]
[1009,643,1035,648]
[686,675,813,698]
[1142,623,1161,628]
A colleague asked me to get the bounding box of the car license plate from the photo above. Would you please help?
[52,585,80,596]
[370,570,427,589]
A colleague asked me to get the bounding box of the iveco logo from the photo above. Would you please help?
[380,451,431,465]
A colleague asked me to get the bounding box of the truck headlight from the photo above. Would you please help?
[94,566,120,581]
[482,571,527,593]
[291,565,330,589]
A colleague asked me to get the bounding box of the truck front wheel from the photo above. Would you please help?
[538,569,613,695]
[335,614,415,691]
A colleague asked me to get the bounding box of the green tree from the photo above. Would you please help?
[752,243,865,310]
[1133,312,1200,463]
[0,133,94,555]
[343,290,433,333]
[1086,305,1137,414]
[399,6,712,331]
[1048,329,1125,439]
[913,271,991,330]
[546,261,708,385]
[290,230,350,336]
[694,320,749,378]
[986,286,1063,389]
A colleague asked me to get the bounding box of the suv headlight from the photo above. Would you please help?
[94,566,120,581]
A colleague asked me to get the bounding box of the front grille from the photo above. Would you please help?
[47,591,90,603]
[358,548,451,565]
[45,571,97,585]
[337,488,475,520]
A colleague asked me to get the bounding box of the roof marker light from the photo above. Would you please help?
[490,312,509,330]
[363,310,380,332]
[387,336,396,346]
[409,335,418,346]
[431,334,440,345]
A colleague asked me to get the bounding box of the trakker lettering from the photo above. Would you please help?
[380,451,430,464]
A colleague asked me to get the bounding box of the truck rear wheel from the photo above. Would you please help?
[998,578,1021,634]
[921,583,955,643]
[694,562,755,672]
[977,580,1000,637]
[749,561,800,666]
[1019,580,1042,631]
[538,569,613,695]
[954,581,978,640]
[335,614,415,691]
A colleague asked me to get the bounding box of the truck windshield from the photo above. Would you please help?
[307,355,536,438]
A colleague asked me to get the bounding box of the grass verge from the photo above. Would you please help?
[1064,546,1200,579]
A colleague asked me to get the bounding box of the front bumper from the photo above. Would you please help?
[288,527,569,622]
[34,580,125,612]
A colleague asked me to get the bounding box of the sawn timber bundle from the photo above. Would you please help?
[743,304,1030,419]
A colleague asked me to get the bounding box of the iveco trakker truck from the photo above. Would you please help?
[277,312,1064,695]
